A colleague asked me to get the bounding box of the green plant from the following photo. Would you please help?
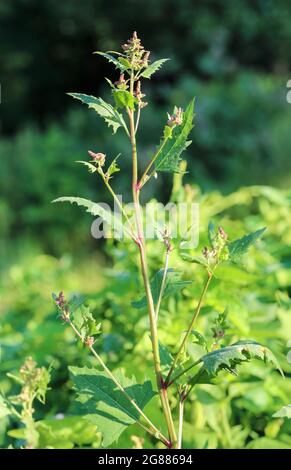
[52,33,283,449]
[0,357,50,448]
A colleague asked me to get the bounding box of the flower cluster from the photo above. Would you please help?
[167,107,183,127]
[53,291,70,322]
[134,80,148,109]
[114,73,128,90]
[202,226,229,265]
[122,31,150,71]
[88,150,106,166]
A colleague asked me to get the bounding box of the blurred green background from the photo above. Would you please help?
[1,0,291,449]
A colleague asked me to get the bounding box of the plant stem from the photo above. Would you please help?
[68,319,170,447]
[99,168,136,238]
[168,359,202,387]
[165,271,213,385]
[155,248,170,321]
[128,74,177,448]
[135,107,141,134]
[139,136,169,188]
[177,397,185,449]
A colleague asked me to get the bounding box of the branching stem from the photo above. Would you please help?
[68,319,170,447]
[128,72,177,448]
[155,248,170,321]
[165,271,213,386]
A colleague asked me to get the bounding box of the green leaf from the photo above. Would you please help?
[52,196,125,235]
[69,366,155,447]
[132,268,191,309]
[200,340,283,377]
[118,57,132,71]
[67,93,128,134]
[113,90,136,110]
[140,58,169,78]
[273,405,291,419]
[106,155,120,179]
[159,343,185,380]
[155,99,195,173]
[180,252,208,268]
[35,367,51,404]
[36,416,101,449]
[0,395,11,419]
[76,161,97,173]
[159,343,174,375]
[228,227,266,263]
[191,330,208,351]
[246,437,291,449]
[73,305,101,340]
[94,52,127,72]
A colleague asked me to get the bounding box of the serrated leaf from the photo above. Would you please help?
[52,196,126,235]
[200,340,283,377]
[67,93,128,134]
[113,90,136,110]
[76,161,97,173]
[118,57,131,71]
[132,268,191,309]
[155,99,195,173]
[140,58,169,78]
[94,52,127,72]
[73,305,101,340]
[69,366,155,447]
[191,330,208,351]
[180,252,208,268]
[106,155,120,179]
[228,227,266,263]
[68,294,86,313]
[159,343,185,380]
[273,405,291,419]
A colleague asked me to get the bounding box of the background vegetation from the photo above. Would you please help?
[0,0,291,448]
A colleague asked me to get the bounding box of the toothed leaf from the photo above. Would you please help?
[106,156,120,179]
[76,161,97,173]
[155,99,195,173]
[113,90,136,110]
[228,228,266,263]
[52,197,126,236]
[200,341,283,377]
[140,58,169,78]
[132,268,191,309]
[94,52,127,72]
[68,93,128,134]
[73,305,101,340]
[69,366,155,447]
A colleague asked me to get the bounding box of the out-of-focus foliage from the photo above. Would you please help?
[1,1,291,256]
[1,182,291,448]
[1,0,291,450]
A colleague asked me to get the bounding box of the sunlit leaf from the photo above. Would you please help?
[155,98,195,173]
[140,58,169,78]
[228,228,266,263]
[273,405,291,419]
[69,366,155,446]
[67,93,128,134]
[94,52,127,72]
[113,90,136,110]
[200,340,283,377]
[132,268,191,309]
